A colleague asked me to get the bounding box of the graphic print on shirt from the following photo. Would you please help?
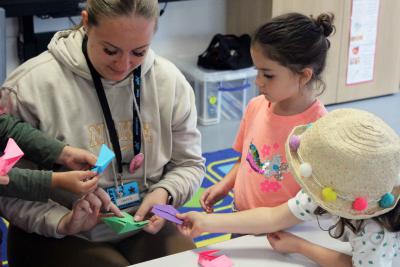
[88,120,134,150]
[246,142,288,193]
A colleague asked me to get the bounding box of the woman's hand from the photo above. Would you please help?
[57,187,122,235]
[133,188,169,234]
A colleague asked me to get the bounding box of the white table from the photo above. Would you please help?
[130,220,353,267]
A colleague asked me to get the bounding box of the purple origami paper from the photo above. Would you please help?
[151,204,183,225]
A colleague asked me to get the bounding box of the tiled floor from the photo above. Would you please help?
[199,93,400,153]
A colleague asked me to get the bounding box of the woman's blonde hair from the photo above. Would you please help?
[77,0,159,29]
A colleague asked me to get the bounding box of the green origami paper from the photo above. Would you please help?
[102,212,149,234]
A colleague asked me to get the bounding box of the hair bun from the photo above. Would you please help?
[316,13,335,37]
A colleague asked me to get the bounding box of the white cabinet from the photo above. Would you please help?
[226,0,400,105]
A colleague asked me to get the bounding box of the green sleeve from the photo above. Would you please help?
[0,168,52,202]
[0,114,66,168]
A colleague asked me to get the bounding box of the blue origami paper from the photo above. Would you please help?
[91,144,115,174]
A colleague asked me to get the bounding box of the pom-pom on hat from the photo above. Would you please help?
[286,109,400,219]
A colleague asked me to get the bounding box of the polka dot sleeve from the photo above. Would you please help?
[350,221,400,267]
[288,190,318,221]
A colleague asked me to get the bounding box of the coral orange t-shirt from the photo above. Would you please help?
[232,96,327,210]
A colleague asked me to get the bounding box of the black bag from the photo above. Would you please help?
[197,34,253,70]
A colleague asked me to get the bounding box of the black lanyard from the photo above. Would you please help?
[82,36,141,174]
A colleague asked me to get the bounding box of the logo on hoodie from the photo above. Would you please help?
[88,120,153,148]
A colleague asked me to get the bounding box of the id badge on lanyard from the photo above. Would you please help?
[106,179,141,210]
[82,36,143,209]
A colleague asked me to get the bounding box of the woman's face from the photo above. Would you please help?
[82,11,156,82]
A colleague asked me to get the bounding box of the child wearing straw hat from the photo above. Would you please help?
[178,108,400,267]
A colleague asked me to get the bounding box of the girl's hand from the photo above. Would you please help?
[52,170,99,195]
[176,211,208,238]
[57,187,122,235]
[200,181,231,213]
[133,188,169,234]
[267,231,306,254]
[57,146,97,170]
[267,231,353,267]
[0,175,9,185]
[143,215,166,235]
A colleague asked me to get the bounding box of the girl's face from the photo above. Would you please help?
[251,43,305,104]
[82,11,156,82]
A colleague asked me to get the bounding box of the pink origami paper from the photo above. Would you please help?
[0,138,24,175]
[151,204,183,225]
[198,250,233,267]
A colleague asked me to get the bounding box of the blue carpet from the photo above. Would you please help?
[1,218,8,267]
[179,148,240,247]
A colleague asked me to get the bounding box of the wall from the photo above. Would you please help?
[153,0,226,57]
[226,0,400,104]
[4,0,227,75]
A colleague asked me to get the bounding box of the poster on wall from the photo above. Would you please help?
[346,0,380,85]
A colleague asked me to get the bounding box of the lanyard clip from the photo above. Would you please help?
[116,173,124,198]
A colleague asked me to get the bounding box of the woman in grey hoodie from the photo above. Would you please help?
[0,0,205,266]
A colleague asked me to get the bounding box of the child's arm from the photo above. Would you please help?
[0,114,66,168]
[51,171,99,194]
[267,231,353,267]
[0,114,97,169]
[0,168,53,201]
[200,159,240,212]
[0,169,99,202]
[177,202,302,238]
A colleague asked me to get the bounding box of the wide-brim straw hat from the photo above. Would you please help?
[285,109,400,219]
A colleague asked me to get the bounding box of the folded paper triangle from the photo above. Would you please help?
[102,212,148,234]
[198,250,233,267]
[0,138,24,175]
[91,144,115,174]
[151,204,183,225]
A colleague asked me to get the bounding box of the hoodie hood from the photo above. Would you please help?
[47,27,155,86]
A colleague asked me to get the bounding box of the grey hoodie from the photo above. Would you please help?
[0,28,205,241]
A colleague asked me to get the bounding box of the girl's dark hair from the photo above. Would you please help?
[252,12,335,95]
[314,202,400,239]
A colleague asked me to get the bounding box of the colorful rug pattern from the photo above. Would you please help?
[179,148,239,247]
[1,217,8,267]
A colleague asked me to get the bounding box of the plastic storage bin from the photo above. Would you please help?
[173,57,257,125]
